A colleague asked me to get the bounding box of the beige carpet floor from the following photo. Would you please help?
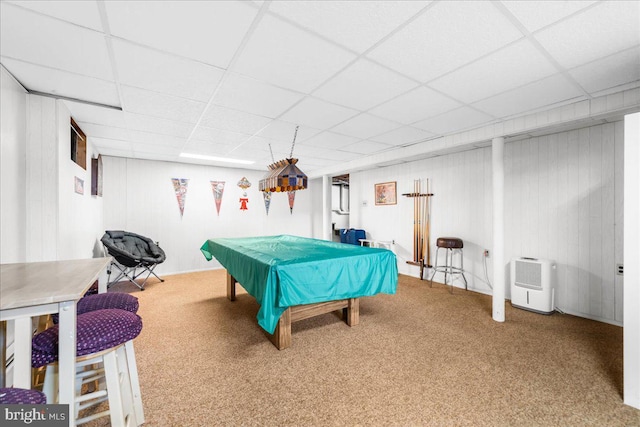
[93,270,639,426]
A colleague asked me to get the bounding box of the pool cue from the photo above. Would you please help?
[413,179,419,264]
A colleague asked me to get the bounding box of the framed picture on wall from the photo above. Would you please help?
[375,181,396,206]
[74,176,84,195]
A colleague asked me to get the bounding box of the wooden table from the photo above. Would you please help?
[0,257,111,426]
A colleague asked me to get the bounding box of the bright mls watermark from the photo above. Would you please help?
[1,405,68,426]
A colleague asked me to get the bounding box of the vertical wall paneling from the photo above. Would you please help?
[25,95,58,262]
[555,131,569,308]
[600,123,615,320]
[577,128,591,314]
[0,66,27,263]
[565,130,580,314]
[614,121,624,323]
[101,157,314,275]
[352,122,623,325]
[588,125,603,317]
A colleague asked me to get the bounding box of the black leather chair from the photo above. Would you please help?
[101,230,166,290]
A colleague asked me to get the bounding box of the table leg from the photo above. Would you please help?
[12,317,32,389]
[58,300,77,427]
[346,298,359,326]
[268,309,291,350]
[226,273,236,301]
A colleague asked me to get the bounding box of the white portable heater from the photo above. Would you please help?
[510,257,554,314]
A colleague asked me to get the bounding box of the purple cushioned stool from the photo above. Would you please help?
[52,292,139,324]
[0,388,47,404]
[32,309,144,426]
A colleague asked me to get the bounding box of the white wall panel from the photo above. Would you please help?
[57,101,104,261]
[0,66,27,263]
[25,95,58,262]
[351,122,623,325]
[101,157,314,276]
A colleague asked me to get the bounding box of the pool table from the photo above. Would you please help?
[200,235,398,349]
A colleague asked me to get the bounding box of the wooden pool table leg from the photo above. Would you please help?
[226,273,236,301]
[268,308,292,350]
[345,298,359,326]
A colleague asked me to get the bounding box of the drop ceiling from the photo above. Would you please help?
[1,0,638,177]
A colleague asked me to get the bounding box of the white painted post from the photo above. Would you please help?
[624,112,640,409]
[322,175,332,241]
[492,137,505,322]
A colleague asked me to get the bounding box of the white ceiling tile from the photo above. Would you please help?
[331,113,402,139]
[342,140,394,155]
[312,149,361,162]
[233,14,357,93]
[279,97,359,129]
[292,144,350,161]
[534,1,640,69]
[1,57,120,106]
[428,39,558,103]
[80,123,186,147]
[4,0,103,31]
[268,1,429,53]
[471,74,584,118]
[121,85,206,124]
[241,135,291,158]
[213,73,304,118]
[0,3,113,80]
[104,1,258,68]
[256,120,321,144]
[314,58,418,110]
[569,48,640,95]
[370,126,435,146]
[124,113,194,138]
[64,102,126,128]
[227,143,271,161]
[367,0,523,82]
[190,126,252,145]
[199,105,273,134]
[413,106,495,135]
[502,0,596,33]
[89,137,133,154]
[132,143,181,156]
[369,86,461,124]
[112,39,223,102]
[182,139,237,157]
[299,131,361,151]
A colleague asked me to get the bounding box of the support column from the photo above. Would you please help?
[492,137,505,322]
[322,175,332,241]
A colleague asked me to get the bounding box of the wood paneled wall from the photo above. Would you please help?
[102,157,314,275]
[351,121,623,325]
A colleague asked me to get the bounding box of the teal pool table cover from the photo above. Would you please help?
[200,235,398,334]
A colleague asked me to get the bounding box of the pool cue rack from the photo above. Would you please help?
[402,179,433,280]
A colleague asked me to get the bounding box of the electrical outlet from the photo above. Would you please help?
[483,249,490,257]
[617,264,623,275]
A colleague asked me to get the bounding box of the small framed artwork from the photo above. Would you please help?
[74,176,84,195]
[375,181,397,205]
[91,154,103,197]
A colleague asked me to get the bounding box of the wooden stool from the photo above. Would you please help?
[32,309,144,426]
[428,237,467,294]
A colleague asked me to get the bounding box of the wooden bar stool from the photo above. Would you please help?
[428,237,467,294]
[32,308,144,426]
